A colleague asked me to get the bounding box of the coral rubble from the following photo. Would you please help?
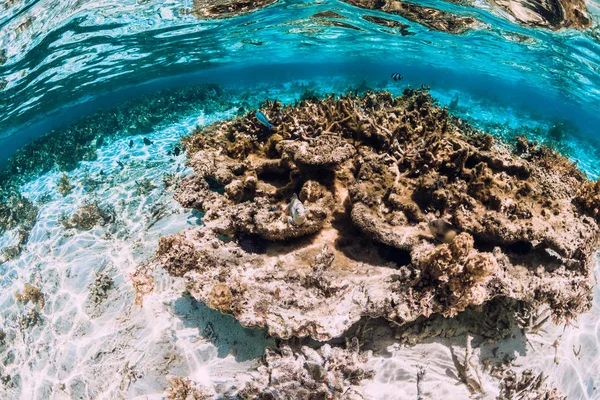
[495,368,565,399]
[15,284,45,309]
[143,88,599,341]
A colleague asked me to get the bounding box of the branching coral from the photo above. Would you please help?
[496,368,565,400]
[239,340,373,399]
[575,179,600,222]
[140,89,599,340]
[163,376,213,400]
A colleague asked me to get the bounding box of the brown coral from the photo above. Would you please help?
[57,173,73,196]
[164,376,213,400]
[208,284,233,311]
[60,201,115,230]
[239,340,372,399]
[496,368,566,399]
[142,89,599,340]
[15,283,45,309]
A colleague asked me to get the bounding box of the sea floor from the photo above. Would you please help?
[0,81,599,399]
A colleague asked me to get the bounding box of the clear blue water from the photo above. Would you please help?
[2,1,600,399]
[1,0,600,151]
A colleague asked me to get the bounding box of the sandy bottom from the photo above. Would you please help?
[0,83,598,399]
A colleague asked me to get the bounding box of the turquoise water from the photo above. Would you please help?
[1,0,600,399]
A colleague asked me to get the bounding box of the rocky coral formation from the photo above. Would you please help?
[60,201,115,230]
[141,88,599,341]
[341,0,482,34]
[163,376,214,400]
[239,340,372,399]
[575,179,600,222]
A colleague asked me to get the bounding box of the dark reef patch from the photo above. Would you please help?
[0,84,232,202]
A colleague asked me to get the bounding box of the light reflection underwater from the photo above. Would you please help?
[1,0,600,398]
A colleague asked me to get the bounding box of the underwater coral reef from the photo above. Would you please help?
[130,88,600,397]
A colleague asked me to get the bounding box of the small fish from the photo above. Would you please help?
[174,146,181,156]
[129,140,134,148]
[256,111,274,130]
[143,137,153,146]
[391,72,403,81]
[117,161,125,169]
[287,193,306,226]
[428,219,456,242]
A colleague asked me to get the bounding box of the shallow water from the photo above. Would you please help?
[2,0,600,399]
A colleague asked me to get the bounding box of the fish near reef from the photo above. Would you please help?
[287,193,306,226]
[173,146,181,156]
[143,137,153,146]
[428,219,456,243]
[256,111,274,130]
[391,72,403,81]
